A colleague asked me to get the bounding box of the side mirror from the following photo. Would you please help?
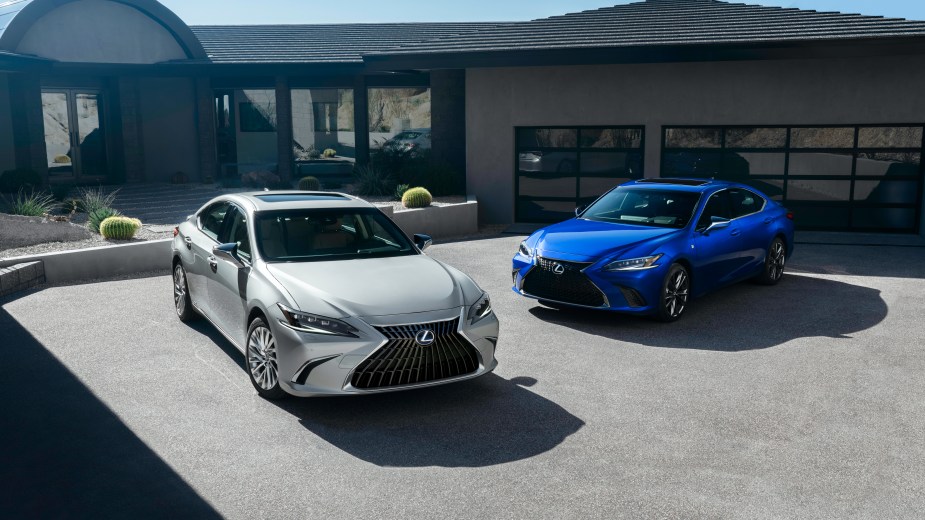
[213,243,245,268]
[413,234,433,251]
[702,216,731,235]
[575,205,586,217]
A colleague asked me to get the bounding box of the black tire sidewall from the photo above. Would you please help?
[174,264,197,322]
[246,317,288,400]
[758,238,786,285]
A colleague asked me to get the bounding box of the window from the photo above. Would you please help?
[662,124,924,232]
[200,202,230,241]
[728,188,765,218]
[368,87,431,156]
[225,208,252,262]
[515,126,645,223]
[214,89,278,179]
[697,191,732,229]
[291,89,355,163]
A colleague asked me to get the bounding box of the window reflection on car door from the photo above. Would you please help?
[692,191,747,290]
[188,202,231,317]
[207,206,251,343]
[727,188,769,273]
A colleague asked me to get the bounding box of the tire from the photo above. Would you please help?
[656,263,691,323]
[173,263,198,322]
[755,238,786,286]
[246,317,288,400]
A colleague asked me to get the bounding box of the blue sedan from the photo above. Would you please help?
[512,179,795,322]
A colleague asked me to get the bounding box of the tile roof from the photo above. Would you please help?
[190,23,503,64]
[369,0,925,57]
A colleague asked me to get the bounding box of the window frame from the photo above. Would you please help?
[198,201,232,243]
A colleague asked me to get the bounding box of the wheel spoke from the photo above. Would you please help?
[248,326,279,391]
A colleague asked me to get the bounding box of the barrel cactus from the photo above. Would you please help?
[322,148,337,158]
[100,216,142,240]
[401,187,433,209]
[298,176,322,191]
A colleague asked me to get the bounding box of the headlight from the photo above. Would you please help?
[518,241,533,257]
[603,254,663,271]
[277,304,358,337]
[468,293,493,324]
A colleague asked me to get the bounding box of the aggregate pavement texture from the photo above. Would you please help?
[1,235,923,519]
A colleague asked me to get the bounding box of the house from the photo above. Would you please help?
[2,0,924,233]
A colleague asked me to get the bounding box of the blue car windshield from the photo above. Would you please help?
[581,188,701,228]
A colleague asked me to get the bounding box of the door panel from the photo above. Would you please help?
[74,93,107,178]
[42,92,74,179]
[41,89,108,181]
[207,207,251,343]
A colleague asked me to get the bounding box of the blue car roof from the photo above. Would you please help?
[625,178,750,193]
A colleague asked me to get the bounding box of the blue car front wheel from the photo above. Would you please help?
[657,263,691,323]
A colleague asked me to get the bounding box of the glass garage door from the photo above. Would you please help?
[661,125,924,232]
[515,126,644,223]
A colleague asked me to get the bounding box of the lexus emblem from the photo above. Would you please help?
[552,263,566,275]
[415,329,436,346]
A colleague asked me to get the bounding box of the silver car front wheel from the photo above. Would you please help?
[246,317,287,399]
[173,263,197,322]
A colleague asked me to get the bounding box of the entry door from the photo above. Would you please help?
[41,90,108,181]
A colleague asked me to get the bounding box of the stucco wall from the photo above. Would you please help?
[466,55,925,226]
[138,78,199,182]
[0,74,15,174]
[15,0,187,64]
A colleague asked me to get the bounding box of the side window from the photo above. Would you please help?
[226,208,252,262]
[728,189,764,218]
[697,191,731,229]
[199,202,230,241]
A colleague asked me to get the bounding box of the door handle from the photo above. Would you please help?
[208,255,218,272]
[184,236,192,250]
[730,229,741,237]
[763,217,773,224]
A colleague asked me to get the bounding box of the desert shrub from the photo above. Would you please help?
[78,186,119,214]
[353,164,394,196]
[307,147,322,160]
[88,207,121,234]
[298,176,322,191]
[3,190,57,217]
[100,216,142,240]
[393,183,410,201]
[241,170,282,189]
[402,187,432,209]
[322,148,337,158]
[0,169,41,194]
[53,154,71,164]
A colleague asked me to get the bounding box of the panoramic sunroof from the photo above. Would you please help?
[255,193,349,203]
[636,179,710,186]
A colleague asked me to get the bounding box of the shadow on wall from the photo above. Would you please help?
[274,374,585,468]
[0,307,221,519]
[528,273,887,351]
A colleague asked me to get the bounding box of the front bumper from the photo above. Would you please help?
[512,251,669,315]
[271,306,499,397]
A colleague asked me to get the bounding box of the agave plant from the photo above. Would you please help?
[3,189,58,217]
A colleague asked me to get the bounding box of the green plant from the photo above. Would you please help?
[307,147,322,160]
[298,176,322,191]
[393,183,410,201]
[99,216,142,240]
[0,169,41,194]
[53,154,72,164]
[3,190,57,217]
[401,187,433,209]
[78,186,119,214]
[353,164,394,196]
[87,207,121,234]
[322,148,337,158]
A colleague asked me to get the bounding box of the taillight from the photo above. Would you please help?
[173,226,180,237]
[786,212,794,220]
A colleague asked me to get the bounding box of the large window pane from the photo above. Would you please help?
[580,152,642,177]
[516,128,577,148]
[726,152,786,176]
[518,176,576,198]
[790,127,854,148]
[788,152,853,176]
[791,205,851,229]
[517,200,577,223]
[744,179,785,200]
[517,151,578,174]
[853,180,920,204]
[725,127,787,149]
[852,207,916,230]
[579,128,642,148]
[292,89,355,162]
[786,180,851,201]
[858,126,923,149]
[234,89,278,173]
[580,177,629,199]
[855,152,920,177]
[661,151,722,177]
[42,92,73,178]
[368,88,431,152]
[664,128,722,148]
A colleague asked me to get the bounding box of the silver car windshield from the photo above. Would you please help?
[581,188,701,228]
[255,208,416,262]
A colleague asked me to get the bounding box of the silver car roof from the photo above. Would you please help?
[210,192,377,214]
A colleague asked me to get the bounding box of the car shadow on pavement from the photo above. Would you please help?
[0,307,221,519]
[528,273,888,351]
[275,374,585,468]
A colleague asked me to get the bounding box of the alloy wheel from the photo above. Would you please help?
[664,269,690,318]
[768,241,786,281]
[248,325,279,391]
[173,265,187,316]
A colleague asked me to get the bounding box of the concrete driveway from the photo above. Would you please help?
[1,236,923,518]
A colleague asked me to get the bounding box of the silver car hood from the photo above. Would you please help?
[266,255,468,318]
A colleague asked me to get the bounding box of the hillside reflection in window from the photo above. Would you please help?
[662,125,924,231]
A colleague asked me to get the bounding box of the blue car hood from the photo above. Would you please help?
[534,218,681,261]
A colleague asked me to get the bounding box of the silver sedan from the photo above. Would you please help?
[171,192,499,399]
